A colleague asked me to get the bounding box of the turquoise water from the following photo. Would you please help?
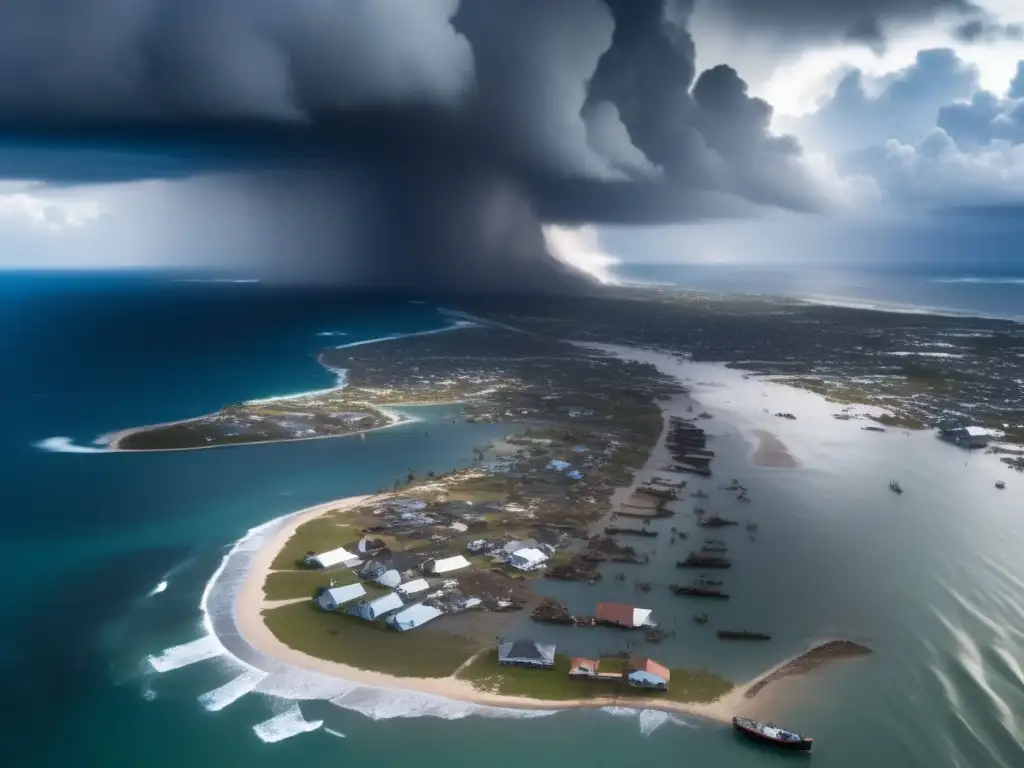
[5,273,1023,767]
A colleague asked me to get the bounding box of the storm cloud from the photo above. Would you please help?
[0,0,978,291]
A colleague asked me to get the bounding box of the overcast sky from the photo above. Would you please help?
[0,0,1022,284]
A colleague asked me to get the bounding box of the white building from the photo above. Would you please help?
[374,569,402,589]
[387,603,444,631]
[348,592,404,621]
[397,578,430,597]
[305,546,358,569]
[427,555,470,575]
[507,547,549,571]
[316,583,366,611]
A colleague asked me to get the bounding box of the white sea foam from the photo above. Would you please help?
[176,278,260,284]
[34,436,112,453]
[252,705,323,743]
[330,321,478,351]
[148,635,224,673]
[148,580,168,596]
[601,707,697,735]
[329,686,557,721]
[316,331,349,337]
[198,669,270,712]
[243,367,349,405]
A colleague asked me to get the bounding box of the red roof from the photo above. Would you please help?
[629,658,671,682]
[596,601,635,627]
[570,657,598,673]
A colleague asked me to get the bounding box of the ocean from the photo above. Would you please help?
[3,271,1022,767]
[612,262,1024,322]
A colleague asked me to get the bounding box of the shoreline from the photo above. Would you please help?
[221,389,871,722]
[96,406,419,454]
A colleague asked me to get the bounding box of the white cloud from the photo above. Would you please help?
[543,224,621,284]
[0,182,105,231]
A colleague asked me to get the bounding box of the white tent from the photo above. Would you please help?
[428,555,470,574]
[507,547,549,571]
[349,592,404,621]
[375,569,402,588]
[397,578,430,597]
[307,546,358,569]
[316,583,366,611]
[387,604,444,631]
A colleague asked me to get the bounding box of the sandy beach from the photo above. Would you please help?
[98,406,415,453]
[228,484,867,724]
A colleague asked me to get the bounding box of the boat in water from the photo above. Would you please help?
[996,480,1006,490]
[889,480,903,494]
[732,717,812,751]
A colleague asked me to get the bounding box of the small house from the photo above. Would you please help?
[568,658,599,678]
[497,638,556,669]
[596,602,657,629]
[347,592,404,621]
[358,558,392,581]
[507,547,549,572]
[304,546,359,569]
[396,578,430,598]
[939,425,990,448]
[374,569,402,589]
[625,658,671,691]
[316,583,366,612]
[426,555,470,575]
[387,603,444,631]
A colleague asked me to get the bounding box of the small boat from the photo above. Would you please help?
[889,480,903,494]
[995,481,1006,490]
[732,717,812,751]
[718,630,771,641]
[693,613,709,624]
[670,585,730,599]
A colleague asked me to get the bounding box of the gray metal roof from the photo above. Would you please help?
[498,639,556,664]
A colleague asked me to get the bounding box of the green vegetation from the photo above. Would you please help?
[457,652,733,704]
[263,600,479,677]
[446,474,512,502]
[263,567,358,601]
[270,516,358,571]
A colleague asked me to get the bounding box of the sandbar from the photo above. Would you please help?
[750,429,799,468]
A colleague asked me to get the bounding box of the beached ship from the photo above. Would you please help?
[732,717,812,751]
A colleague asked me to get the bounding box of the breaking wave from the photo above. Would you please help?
[601,706,698,736]
[148,635,224,673]
[252,705,323,743]
[199,669,270,712]
[34,436,113,453]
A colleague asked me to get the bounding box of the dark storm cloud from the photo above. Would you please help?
[951,17,1023,43]
[0,0,911,291]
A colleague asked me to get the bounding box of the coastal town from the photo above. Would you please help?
[125,296,1019,733]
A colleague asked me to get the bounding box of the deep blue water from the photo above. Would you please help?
[613,262,1024,322]
[0,273,514,766]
